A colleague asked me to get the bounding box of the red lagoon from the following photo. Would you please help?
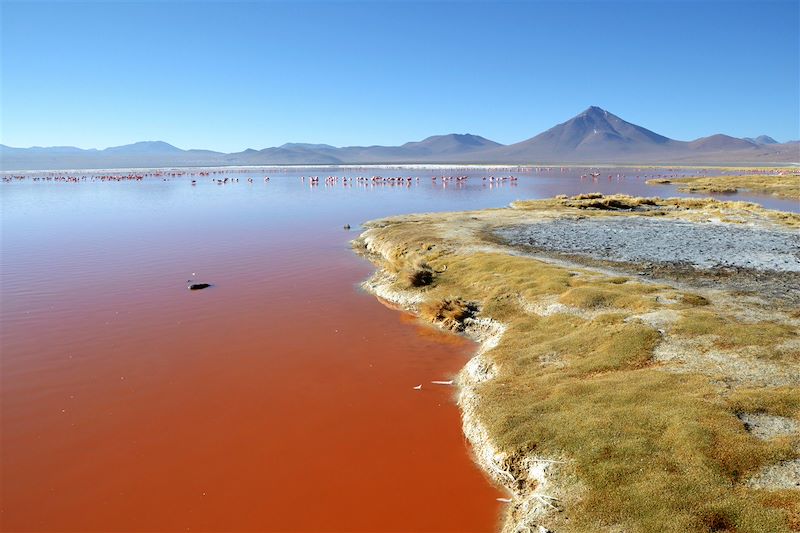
[2,167,794,532]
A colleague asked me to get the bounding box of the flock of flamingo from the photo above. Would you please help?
[0,168,272,183]
[1,169,218,183]
[1,166,726,187]
[300,174,519,186]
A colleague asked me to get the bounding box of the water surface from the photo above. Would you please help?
[2,166,795,532]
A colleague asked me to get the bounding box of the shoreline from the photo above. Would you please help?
[353,194,800,532]
[357,247,560,533]
[2,163,798,176]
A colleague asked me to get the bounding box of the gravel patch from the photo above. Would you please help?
[738,413,799,440]
[495,218,800,272]
[494,217,800,304]
[748,459,800,490]
[653,336,800,388]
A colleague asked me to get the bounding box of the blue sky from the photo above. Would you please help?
[2,0,798,151]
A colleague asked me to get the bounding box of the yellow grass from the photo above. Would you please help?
[355,196,800,532]
[418,297,476,331]
[510,193,800,228]
[673,310,799,362]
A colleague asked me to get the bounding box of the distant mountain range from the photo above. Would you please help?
[2,107,797,170]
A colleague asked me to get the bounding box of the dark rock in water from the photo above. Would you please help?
[343,224,351,230]
[189,283,211,290]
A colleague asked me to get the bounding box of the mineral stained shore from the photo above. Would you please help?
[354,194,800,533]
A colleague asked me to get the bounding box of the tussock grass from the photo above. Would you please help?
[418,251,576,322]
[356,197,800,532]
[673,310,798,360]
[516,193,661,211]
[683,184,739,194]
[404,267,434,287]
[514,193,748,213]
[479,369,795,532]
[681,292,711,306]
[759,492,800,532]
[566,195,659,210]
[558,283,656,312]
[727,387,800,419]
[402,258,437,288]
[419,297,476,331]
[491,313,660,377]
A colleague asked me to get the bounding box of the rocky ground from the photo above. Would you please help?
[494,216,800,304]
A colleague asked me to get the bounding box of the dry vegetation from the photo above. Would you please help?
[354,195,800,533]
[512,193,800,229]
[646,171,800,199]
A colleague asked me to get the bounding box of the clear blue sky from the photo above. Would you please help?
[2,0,798,151]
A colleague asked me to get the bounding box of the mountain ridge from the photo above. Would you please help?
[2,108,797,170]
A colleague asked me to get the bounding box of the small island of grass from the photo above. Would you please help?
[647,170,800,199]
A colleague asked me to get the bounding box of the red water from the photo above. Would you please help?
[3,167,795,532]
[1,173,510,533]
[2,264,499,532]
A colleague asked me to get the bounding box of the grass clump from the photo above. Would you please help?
[683,184,739,194]
[401,259,437,288]
[681,292,710,306]
[558,285,655,312]
[561,194,659,210]
[404,267,434,287]
[673,310,797,356]
[727,387,800,419]
[419,297,476,331]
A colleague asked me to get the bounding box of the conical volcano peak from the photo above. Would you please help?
[490,106,677,161]
[581,106,610,118]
